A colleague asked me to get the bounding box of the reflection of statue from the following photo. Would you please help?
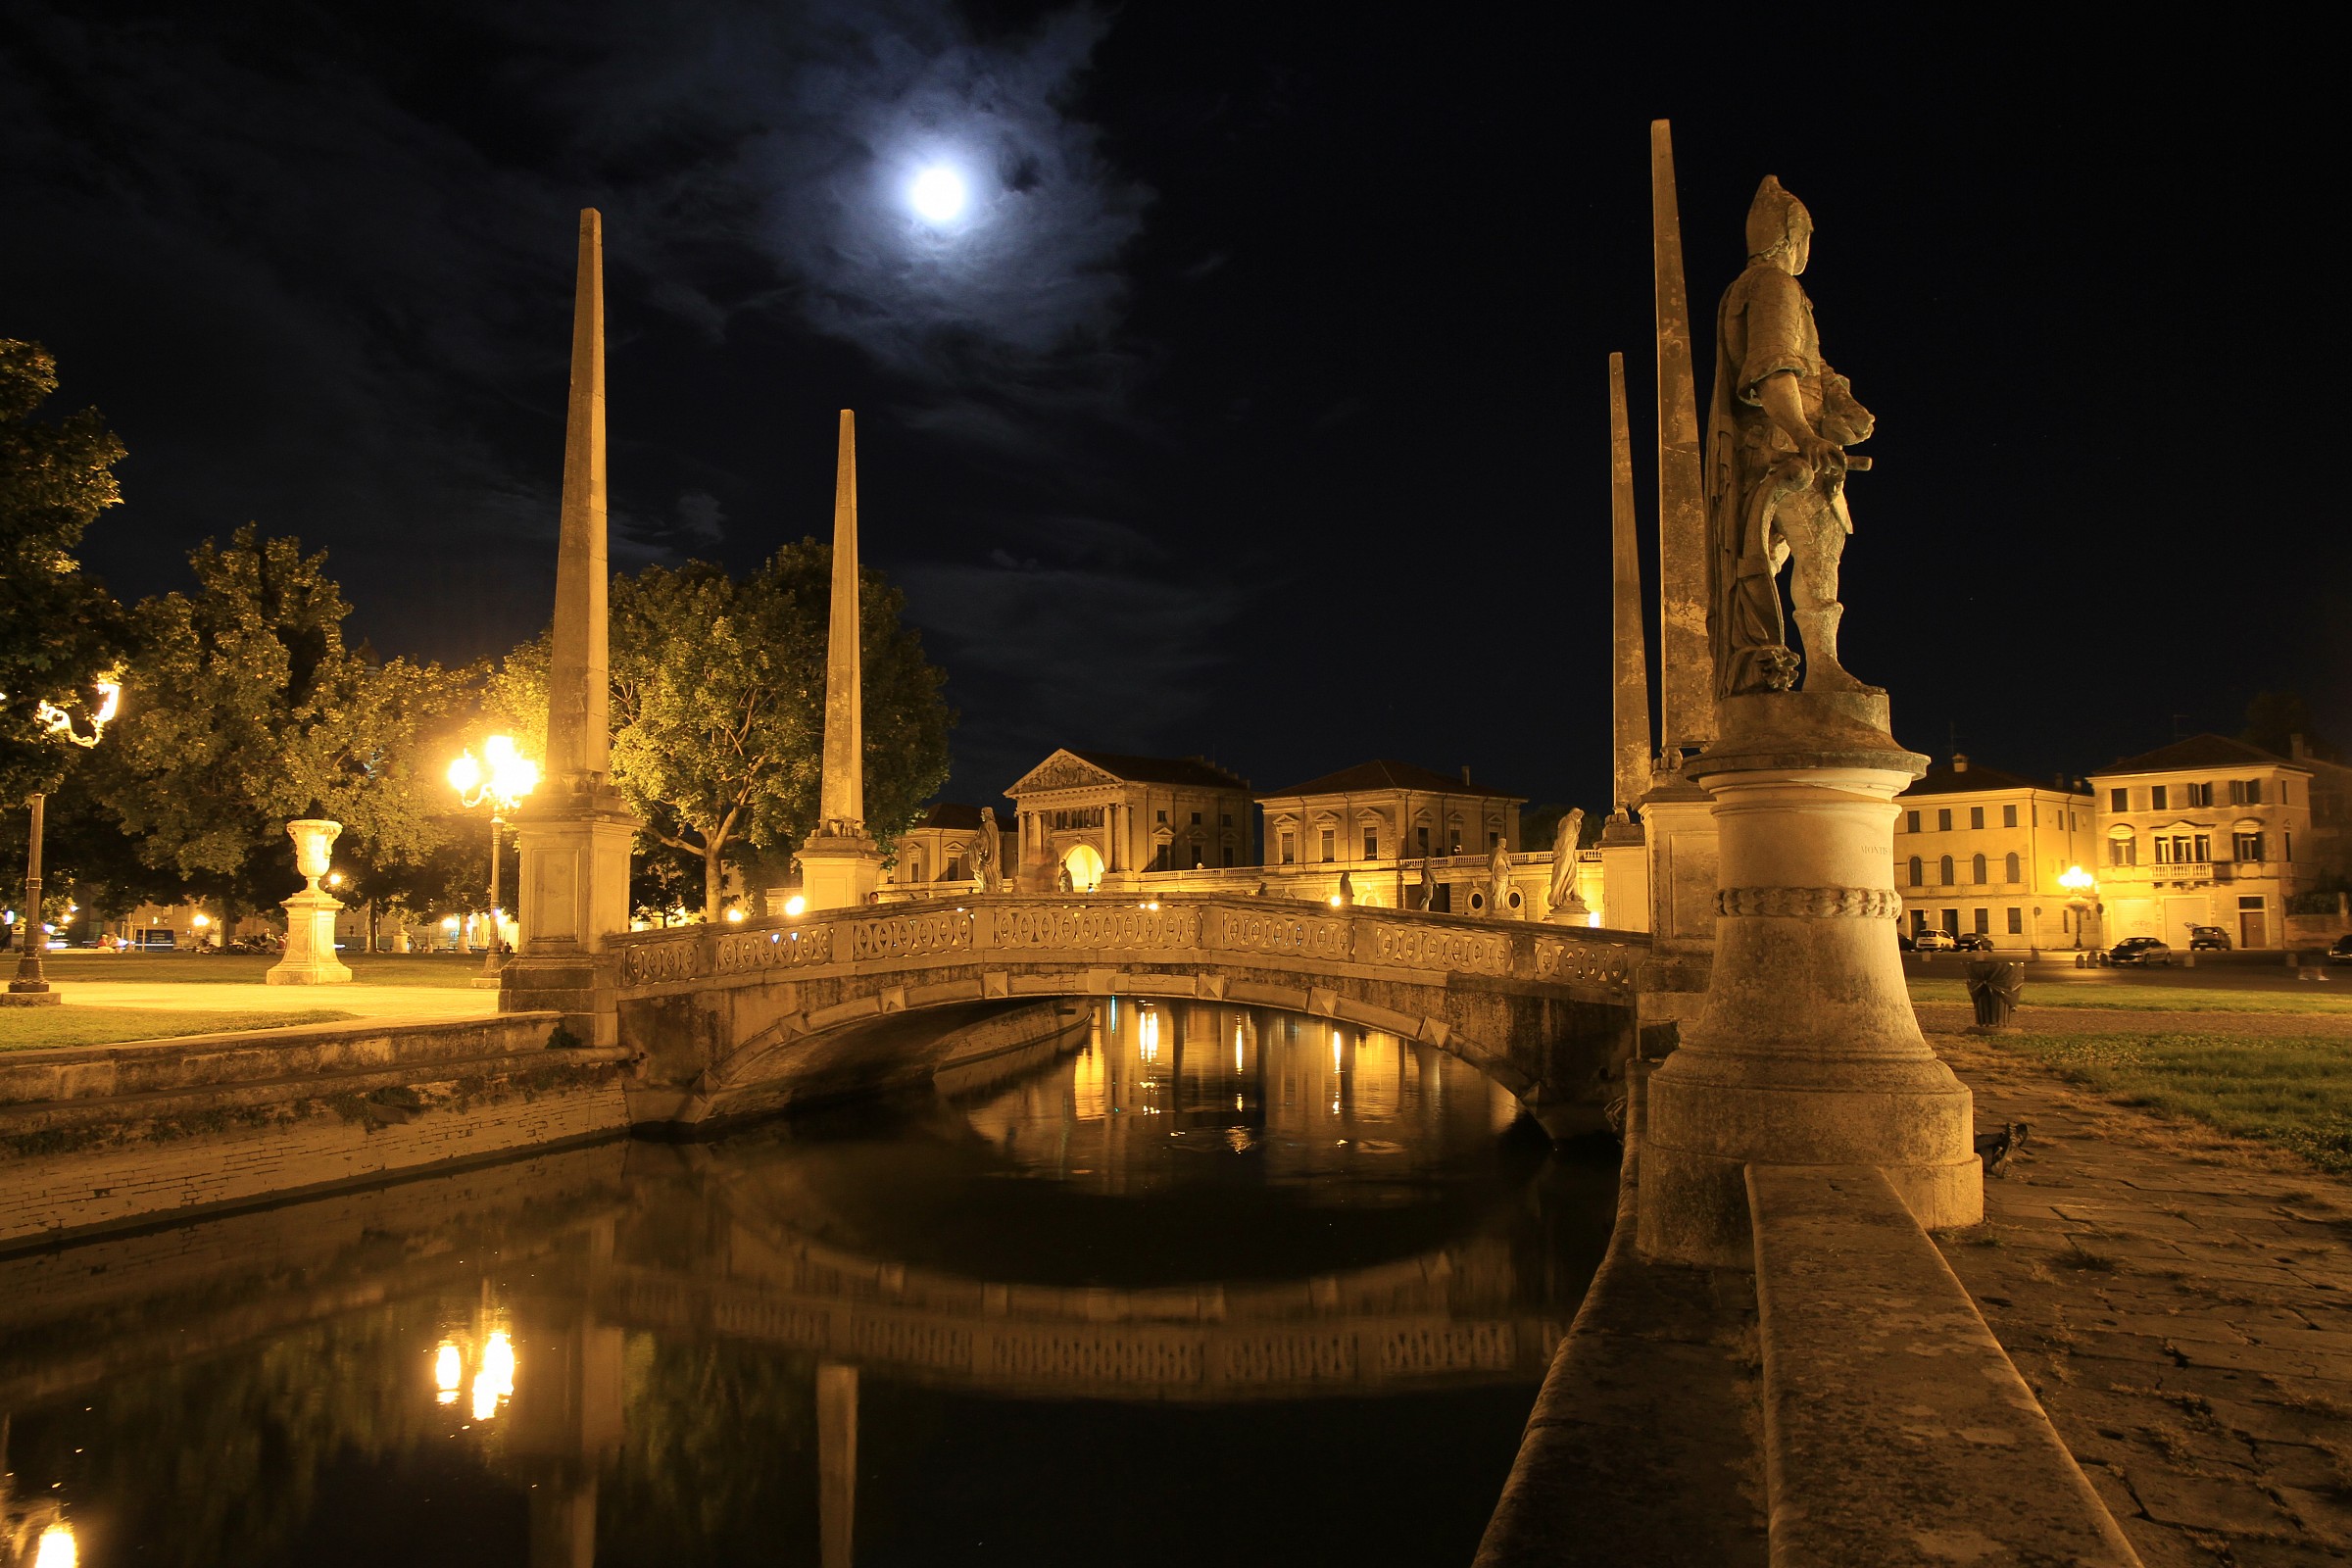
[976,808,1003,893]
[1416,860,1436,910]
[1707,176,1875,697]
[1056,860,1074,894]
[1547,810,1586,906]
[1487,838,1515,918]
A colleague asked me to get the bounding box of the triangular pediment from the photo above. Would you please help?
[1006,749,1123,798]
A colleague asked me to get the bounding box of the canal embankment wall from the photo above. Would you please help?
[1479,1061,2142,1567]
[0,1012,632,1250]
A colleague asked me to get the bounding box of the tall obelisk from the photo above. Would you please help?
[798,411,885,910]
[503,209,640,1046]
[1598,353,1654,932]
[1650,119,1713,760]
[1607,353,1651,818]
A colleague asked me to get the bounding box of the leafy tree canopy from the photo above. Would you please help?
[88,526,473,918]
[0,338,127,799]
[2240,690,2339,763]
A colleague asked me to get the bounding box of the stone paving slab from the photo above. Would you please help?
[1916,1004,2352,1039]
[1936,1028,2352,1564]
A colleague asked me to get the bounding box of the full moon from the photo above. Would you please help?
[908,167,966,224]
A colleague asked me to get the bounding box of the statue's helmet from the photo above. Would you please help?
[1745,175,1811,261]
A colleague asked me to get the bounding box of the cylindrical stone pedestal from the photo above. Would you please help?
[1637,691,1983,1267]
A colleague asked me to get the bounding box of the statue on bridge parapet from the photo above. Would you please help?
[1708,175,1876,698]
[1546,809,1590,924]
[1416,859,1436,910]
[974,807,1004,893]
[1487,837,1517,919]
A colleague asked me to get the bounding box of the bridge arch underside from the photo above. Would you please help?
[612,908,1639,1136]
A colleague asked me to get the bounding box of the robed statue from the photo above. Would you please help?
[1547,809,1588,918]
[1487,837,1516,918]
[1707,175,1875,697]
[1415,859,1437,910]
[975,807,1004,893]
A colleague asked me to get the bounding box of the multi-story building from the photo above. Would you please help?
[884,802,993,893]
[2089,735,2318,950]
[1892,755,2096,951]
[1252,760,1535,913]
[1004,750,1254,891]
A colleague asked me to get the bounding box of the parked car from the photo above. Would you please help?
[1895,930,1916,952]
[1913,929,1958,952]
[1955,932,1995,953]
[2109,937,2174,967]
[2187,925,2232,952]
[2330,935,2352,966]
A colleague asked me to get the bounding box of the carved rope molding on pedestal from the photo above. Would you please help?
[1713,885,1904,919]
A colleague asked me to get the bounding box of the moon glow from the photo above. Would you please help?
[909,167,967,223]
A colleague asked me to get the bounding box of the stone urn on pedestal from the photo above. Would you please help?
[267,818,353,985]
[1636,691,1984,1266]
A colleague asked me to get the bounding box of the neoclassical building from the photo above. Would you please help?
[885,801,991,893]
[1004,750,1254,891]
[1892,756,2096,950]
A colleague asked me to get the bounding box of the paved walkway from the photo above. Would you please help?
[1936,1026,2352,1566]
[45,980,497,1023]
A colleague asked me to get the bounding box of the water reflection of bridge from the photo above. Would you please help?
[0,1012,1602,1565]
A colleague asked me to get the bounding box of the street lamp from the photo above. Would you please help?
[2058,864,2096,950]
[8,677,120,1005]
[448,735,538,979]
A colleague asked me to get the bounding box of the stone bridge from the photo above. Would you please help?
[603,893,1645,1133]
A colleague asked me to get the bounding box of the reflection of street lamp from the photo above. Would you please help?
[2058,864,2096,949]
[448,736,538,979]
[9,677,120,1005]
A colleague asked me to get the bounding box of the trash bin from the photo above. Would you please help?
[1964,958,2025,1031]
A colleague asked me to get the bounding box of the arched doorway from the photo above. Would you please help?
[1062,842,1103,891]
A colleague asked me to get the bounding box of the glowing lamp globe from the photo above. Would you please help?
[909,167,966,223]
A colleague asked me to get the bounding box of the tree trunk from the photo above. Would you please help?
[705,844,725,923]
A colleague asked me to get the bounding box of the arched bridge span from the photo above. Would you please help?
[600,894,1644,1132]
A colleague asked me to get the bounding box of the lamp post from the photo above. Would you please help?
[2058,864,2096,951]
[7,679,120,1006]
[448,735,539,981]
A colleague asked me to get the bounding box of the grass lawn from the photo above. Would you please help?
[0,1006,358,1052]
[23,953,484,988]
[2000,1031,2352,1173]
[1909,978,2352,1015]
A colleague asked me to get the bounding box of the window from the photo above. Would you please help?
[2150,785,2169,810]
[1222,848,1236,867]
[1220,812,1233,827]
[1972,853,1987,883]
[2005,852,2021,882]
[1490,831,1501,849]
[1417,826,1430,856]
[1907,856,1923,886]
[1938,855,1955,884]
[1448,831,1462,854]
[1191,845,1204,869]
[1937,808,1953,831]
[1152,844,1170,871]
[1191,811,1202,825]
[2280,780,2290,805]
[2110,788,2129,811]
[2109,835,2137,866]
[1912,909,1930,936]
[2193,834,2210,862]
[2285,830,2294,861]
[1941,908,1960,935]
[2230,779,2266,805]
[1970,807,1985,830]
[1974,908,1990,934]
[2185,782,2213,808]
[1156,809,1168,824]
[2002,805,2018,828]
[1319,829,1336,862]
[1363,832,1379,859]
[2233,830,2265,861]
[2006,907,2024,934]
[1279,831,1296,864]
[1905,810,1920,834]
[945,855,966,881]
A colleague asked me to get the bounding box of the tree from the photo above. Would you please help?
[0,338,127,802]
[2239,691,2339,762]
[496,543,954,921]
[89,527,472,921]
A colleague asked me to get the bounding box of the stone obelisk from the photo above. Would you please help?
[503,209,640,1046]
[1597,354,1652,931]
[797,411,885,910]
[1641,122,1723,962]
[1650,119,1712,760]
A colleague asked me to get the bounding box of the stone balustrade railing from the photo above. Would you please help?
[606,894,1642,1002]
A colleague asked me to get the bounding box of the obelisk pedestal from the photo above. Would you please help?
[501,209,639,1047]
[1636,691,1984,1267]
[268,818,353,985]
[798,410,885,911]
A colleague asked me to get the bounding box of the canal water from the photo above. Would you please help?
[0,1001,1616,1567]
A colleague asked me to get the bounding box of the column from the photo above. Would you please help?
[799,412,886,910]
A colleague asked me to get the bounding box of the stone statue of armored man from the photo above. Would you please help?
[1707,175,1876,696]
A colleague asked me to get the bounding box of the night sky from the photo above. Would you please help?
[3,6,2342,817]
